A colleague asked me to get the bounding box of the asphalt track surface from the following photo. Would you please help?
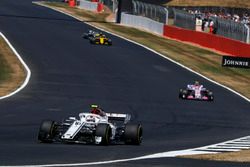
[0,0,249,166]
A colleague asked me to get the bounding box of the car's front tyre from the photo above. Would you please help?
[82,33,88,39]
[38,120,56,143]
[179,89,187,99]
[95,124,111,145]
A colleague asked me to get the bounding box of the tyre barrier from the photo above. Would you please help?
[78,0,103,13]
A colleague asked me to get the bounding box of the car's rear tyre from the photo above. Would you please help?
[124,124,143,145]
[89,39,94,44]
[95,124,111,145]
[38,120,56,143]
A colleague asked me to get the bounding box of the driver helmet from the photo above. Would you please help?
[194,81,200,86]
[91,104,98,108]
[90,104,100,115]
[99,32,104,36]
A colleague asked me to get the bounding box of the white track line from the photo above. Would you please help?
[6,136,250,166]
[0,32,31,99]
[1,3,249,167]
[1,150,216,167]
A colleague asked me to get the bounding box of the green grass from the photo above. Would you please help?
[0,37,26,96]
[0,39,12,83]
[0,57,10,82]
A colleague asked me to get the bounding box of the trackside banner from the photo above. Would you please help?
[222,56,250,68]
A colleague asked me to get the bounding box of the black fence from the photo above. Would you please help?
[132,0,168,24]
[173,9,195,30]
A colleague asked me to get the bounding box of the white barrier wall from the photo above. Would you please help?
[78,0,98,11]
[120,13,164,35]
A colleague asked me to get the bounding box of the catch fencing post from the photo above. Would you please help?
[164,8,168,25]
[116,0,122,23]
[244,24,250,44]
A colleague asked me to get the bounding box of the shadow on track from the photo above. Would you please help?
[0,13,80,22]
[0,13,113,24]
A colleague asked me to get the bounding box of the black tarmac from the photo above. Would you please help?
[0,0,249,166]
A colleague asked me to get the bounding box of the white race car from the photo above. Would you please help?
[38,112,143,145]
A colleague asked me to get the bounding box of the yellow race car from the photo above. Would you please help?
[89,33,112,46]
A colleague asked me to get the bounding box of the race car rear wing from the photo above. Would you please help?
[106,113,131,123]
